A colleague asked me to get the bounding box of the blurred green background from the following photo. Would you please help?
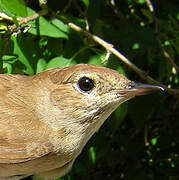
[0,0,179,179]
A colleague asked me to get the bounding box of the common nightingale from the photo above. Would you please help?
[0,64,163,180]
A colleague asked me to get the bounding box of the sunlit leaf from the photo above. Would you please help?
[151,138,158,146]
[46,56,76,70]
[12,37,34,75]
[27,8,68,38]
[51,19,70,33]
[3,62,12,74]
[88,146,96,164]
[0,0,27,17]
[81,0,90,9]
[36,58,47,74]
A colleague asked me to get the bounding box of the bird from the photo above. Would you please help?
[0,64,163,180]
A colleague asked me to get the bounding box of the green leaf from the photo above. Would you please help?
[88,54,106,66]
[2,55,17,62]
[81,0,90,9]
[174,75,179,84]
[3,62,12,74]
[0,0,27,17]
[12,15,19,27]
[27,8,68,39]
[51,19,70,33]
[177,13,179,20]
[36,58,47,74]
[0,22,8,33]
[116,66,126,76]
[12,35,43,75]
[132,42,140,50]
[46,56,76,70]
[136,0,145,4]
[0,2,12,17]
[164,40,170,46]
[88,146,96,164]
[58,14,86,29]
[12,36,34,75]
[151,138,158,146]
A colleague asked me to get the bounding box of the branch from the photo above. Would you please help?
[106,0,126,23]
[146,0,154,12]
[163,50,179,72]
[68,22,179,96]
[62,0,73,13]
[8,9,48,32]
[0,12,13,21]
[155,26,179,73]
[1,9,178,96]
[146,1,179,81]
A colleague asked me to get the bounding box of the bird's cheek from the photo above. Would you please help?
[102,93,131,107]
[50,86,85,111]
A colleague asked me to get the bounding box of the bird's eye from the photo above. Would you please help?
[78,77,94,92]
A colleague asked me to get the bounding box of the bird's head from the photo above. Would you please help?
[39,64,163,136]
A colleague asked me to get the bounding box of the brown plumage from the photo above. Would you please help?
[0,64,162,180]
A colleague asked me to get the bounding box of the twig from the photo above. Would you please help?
[156,39,179,72]
[107,0,126,23]
[68,22,179,96]
[156,36,179,73]
[149,1,179,73]
[72,0,89,31]
[62,0,73,13]
[102,51,112,64]
[0,12,13,21]
[146,0,154,12]
[1,9,179,96]
[163,51,179,72]
[8,9,48,32]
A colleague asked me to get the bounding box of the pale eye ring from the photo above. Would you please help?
[78,77,94,92]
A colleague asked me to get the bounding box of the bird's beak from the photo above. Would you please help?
[118,82,164,97]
